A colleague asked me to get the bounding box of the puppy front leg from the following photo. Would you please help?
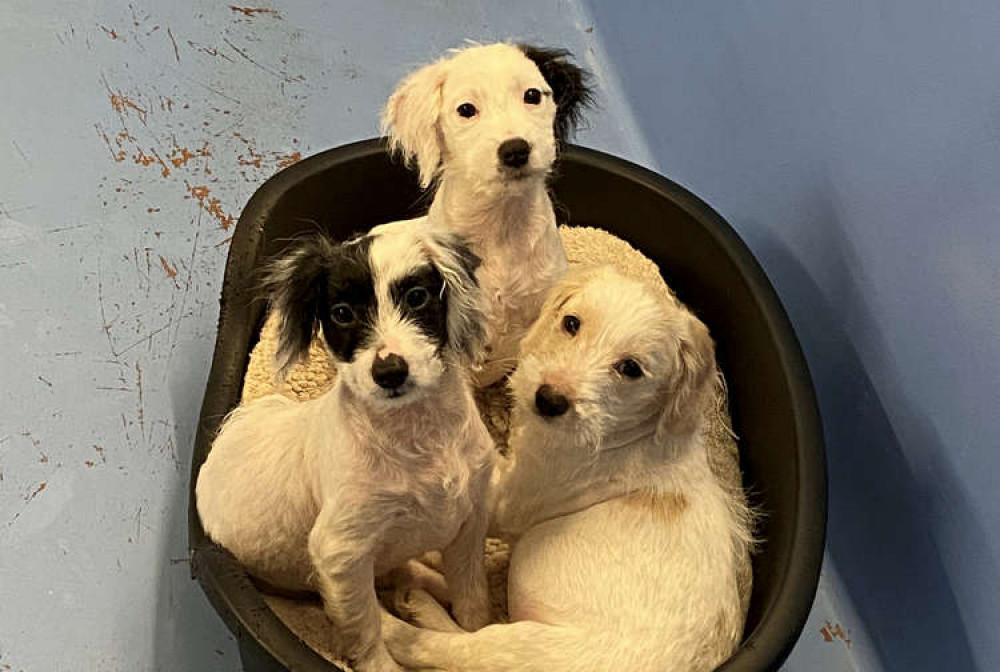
[309,512,401,672]
[441,511,489,631]
[442,467,490,633]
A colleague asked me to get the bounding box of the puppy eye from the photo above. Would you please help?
[524,88,542,105]
[404,286,430,310]
[562,314,580,336]
[457,102,477,118]
[614,359,643,379]
[331,304,355,326]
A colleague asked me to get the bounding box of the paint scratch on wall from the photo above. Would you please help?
[166,26,180,62]
[27,481,47,501]
[159,255,178,279]
[820,621,852,649]
[229,6,283,19]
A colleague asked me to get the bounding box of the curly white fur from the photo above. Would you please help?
[381,267,754,671]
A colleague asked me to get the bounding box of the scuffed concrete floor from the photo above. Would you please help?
[0,1,873,670]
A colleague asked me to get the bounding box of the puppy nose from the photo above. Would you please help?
[535,384,570,417]
[498,138,531,168]
[372,353,409,389]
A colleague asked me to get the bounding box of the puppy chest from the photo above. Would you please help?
[375,493,471,572]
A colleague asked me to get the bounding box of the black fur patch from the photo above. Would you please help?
[317,237,377,363]
[390,265,448,350]
[440,232,482,284]
[518,45,594,141]
[263,234,376,367]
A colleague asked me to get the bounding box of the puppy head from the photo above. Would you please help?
[382,43,592,190]
[511,266,716,457]
[263,225,485,407]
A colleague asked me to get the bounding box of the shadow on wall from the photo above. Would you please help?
[750,200,978,671]
[151,342,241,672]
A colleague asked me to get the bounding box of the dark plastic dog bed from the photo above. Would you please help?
[188,138,826,672]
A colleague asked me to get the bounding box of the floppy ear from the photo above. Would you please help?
[656,311,717,452]
[421,231,487,363]
[261,236,336,379]
[518,45,594,142]
[382,58,448,189]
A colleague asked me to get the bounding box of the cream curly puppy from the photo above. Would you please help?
[381,266,754,671]
[382,43,592,386]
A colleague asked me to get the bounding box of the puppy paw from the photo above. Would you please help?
[394,588,465,633]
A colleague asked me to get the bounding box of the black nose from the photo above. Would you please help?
[498,138,531,168]
[372,353,409,390]
[535,384,570,417]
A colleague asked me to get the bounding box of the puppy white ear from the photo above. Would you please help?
[261,236,336,380]
[422,231,487,364]
[656,311,717,453]
[382,58,448,189]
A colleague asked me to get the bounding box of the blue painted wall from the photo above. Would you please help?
[583,1,1000,669]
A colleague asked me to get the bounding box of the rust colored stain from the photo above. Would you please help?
[27,482,47,501]
[147,207,160,213]
[96,127,127,162]
[133,148,157,167]
[237,152,262,168]
[168,142,211,167]
[234,131,265,168]
[206,197,235,229]
[39,453,49,463]
[109,91,148,122]
[187,184,211,202]
[85,460,96,468]
[185,184,235,229]
[159,255,178,278]
[101,25,119,39]
[229,5,282,18]
[275,150,301,169]
[131,148,171,178]
[125,146,170,178]
[95,444,106,463]
[820,621,852,648]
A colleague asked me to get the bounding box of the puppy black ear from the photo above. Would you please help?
[519,45,594,141]
[422,232,487,364]
[261,235,336,379]
[656,312,717,454]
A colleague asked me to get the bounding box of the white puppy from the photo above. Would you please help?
[382,43,593,385]
[196,225,494,672]
[381,266,754,671]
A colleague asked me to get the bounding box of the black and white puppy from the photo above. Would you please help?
[196,224,494,672]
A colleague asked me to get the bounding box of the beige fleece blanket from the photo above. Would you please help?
[241,226,748,664]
